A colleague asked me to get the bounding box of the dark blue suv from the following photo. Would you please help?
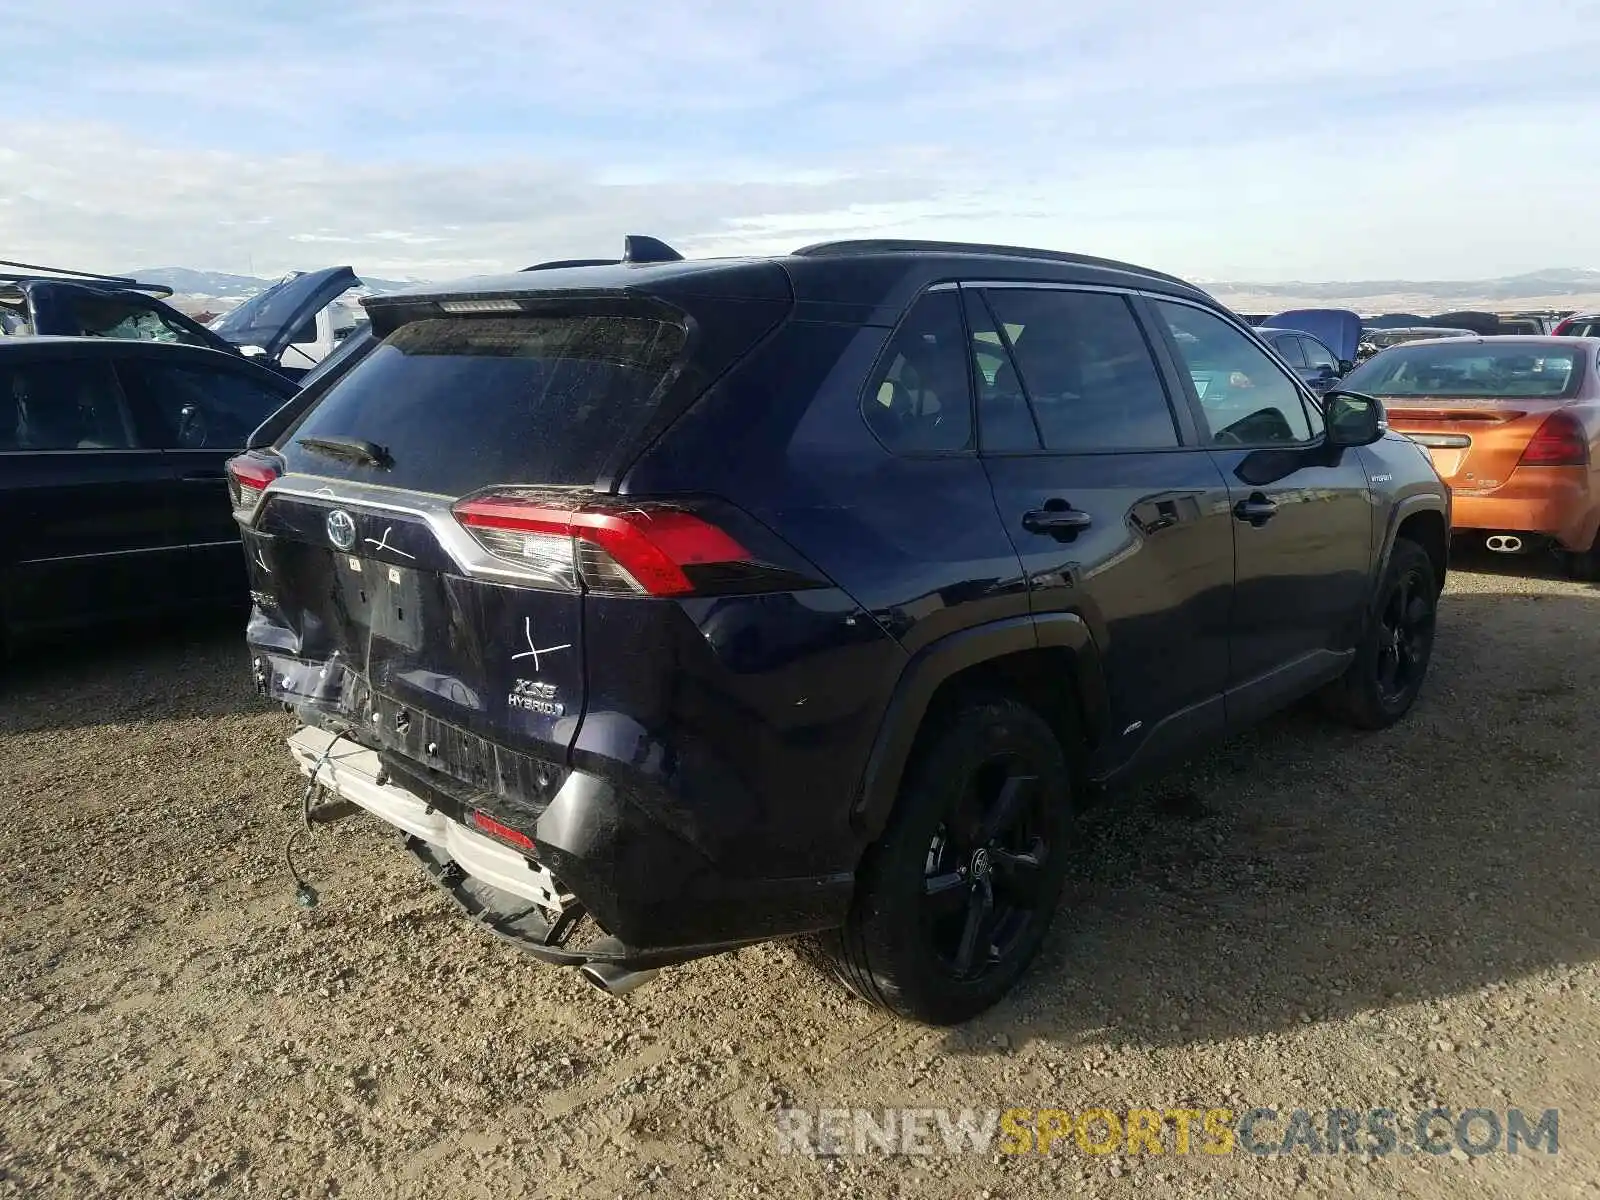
[233,237,1449,1023]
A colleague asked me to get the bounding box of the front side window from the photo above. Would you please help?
[1301,337,1338,371]
[130,363,289,449]
[1154,301,1315,446]
[982,288,1178,452]
[862,291,973,454]
[0,359,135,450]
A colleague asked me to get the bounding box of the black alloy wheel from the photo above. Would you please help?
[922,756,1049,981]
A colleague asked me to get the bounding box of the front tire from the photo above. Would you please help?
[1323,538,1438,730]
[820,695,1073,1024]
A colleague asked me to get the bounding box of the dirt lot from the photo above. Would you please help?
[3,553,1598,1199]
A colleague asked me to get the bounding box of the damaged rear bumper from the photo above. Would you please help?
[287,725,855,972]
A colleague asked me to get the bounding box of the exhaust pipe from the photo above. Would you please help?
[580,962,659,996]
[1486,534,1524,553]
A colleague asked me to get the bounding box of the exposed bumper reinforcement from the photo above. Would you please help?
[287,724,572,912]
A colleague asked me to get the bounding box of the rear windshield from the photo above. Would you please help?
[1344,344,1582,398]
[281,314,687,495]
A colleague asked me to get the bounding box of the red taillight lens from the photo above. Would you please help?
[452,494,752,596]
[1518,410,1589,468]
[226,455,279,517]
[468,809,536,853]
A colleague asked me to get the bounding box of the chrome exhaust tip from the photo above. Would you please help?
[1486,534,1524,553]
[579,962,660,996]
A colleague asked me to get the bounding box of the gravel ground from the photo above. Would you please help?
[3,551,1598,1199]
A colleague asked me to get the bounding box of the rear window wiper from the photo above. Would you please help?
[296,435,393,469]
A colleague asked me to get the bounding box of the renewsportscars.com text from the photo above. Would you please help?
[774,1106,1559,1158]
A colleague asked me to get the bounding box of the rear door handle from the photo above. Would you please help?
[1022,505,1093,538]
[1233,494,1278,526]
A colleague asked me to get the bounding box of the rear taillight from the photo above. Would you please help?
[1517,410,1589,468]
[452,493,754,596]
[468,809,536,853]
[226,454,279,518]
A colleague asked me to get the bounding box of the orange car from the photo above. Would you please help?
[1340,336,1600,578]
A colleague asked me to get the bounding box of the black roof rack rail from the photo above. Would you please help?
[0,258,174,298]
[622,235,684,265]
[521,258,622,272]
[789,239,1197,291]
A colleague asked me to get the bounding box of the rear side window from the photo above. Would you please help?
[0,359,135,450]
[862,291,974,454]
[283,314,687,493]
[982,288,1178,451]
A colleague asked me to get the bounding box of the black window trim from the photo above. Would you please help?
[958,280,1198,458]
[0,351,144,454]
[1138,292,1327,452]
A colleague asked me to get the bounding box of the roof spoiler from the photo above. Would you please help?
[0,258,175,298]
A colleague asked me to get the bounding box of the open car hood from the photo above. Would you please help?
[1263,308,1363,362]
[209,266,359,363]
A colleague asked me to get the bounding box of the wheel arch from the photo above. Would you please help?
[850,614,1107,843]
[1382,495,1449,596]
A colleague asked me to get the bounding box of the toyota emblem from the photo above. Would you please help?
[326,509,357,551]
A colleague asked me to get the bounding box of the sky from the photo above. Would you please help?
[3,0,1599,283]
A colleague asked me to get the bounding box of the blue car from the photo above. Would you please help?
[231,236,1449,1022]
[1255,308,1362,393]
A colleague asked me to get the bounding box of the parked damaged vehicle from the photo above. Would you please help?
[0,336,298,646]
[232,236,1449,1023]
[1254,308,1360,393]
[1344,335,1600,577]
[1,261,367,381]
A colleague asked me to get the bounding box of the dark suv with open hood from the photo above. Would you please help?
[233,236,1449,1023]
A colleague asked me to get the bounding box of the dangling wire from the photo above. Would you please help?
[284,731,348,908]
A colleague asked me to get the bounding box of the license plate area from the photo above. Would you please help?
[334,554,426,651]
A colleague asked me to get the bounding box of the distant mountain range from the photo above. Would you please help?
[1205,267,1600,303]
[122,267,422,298]
[1205,267,1600,315]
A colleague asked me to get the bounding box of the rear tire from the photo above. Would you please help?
[1564,532,1600,582]
[1323,538,1438,730]
[819,694,1073,1024]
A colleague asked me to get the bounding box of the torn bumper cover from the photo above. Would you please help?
[287,725,854,970]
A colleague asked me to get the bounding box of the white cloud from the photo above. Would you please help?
[2,0,1599,280]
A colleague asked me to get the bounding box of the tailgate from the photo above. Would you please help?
[1383,397,1568,490]
[247,490,583,774]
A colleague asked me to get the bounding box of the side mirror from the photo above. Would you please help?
[1338,358,1355,374]
[1324,389,1385,448]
